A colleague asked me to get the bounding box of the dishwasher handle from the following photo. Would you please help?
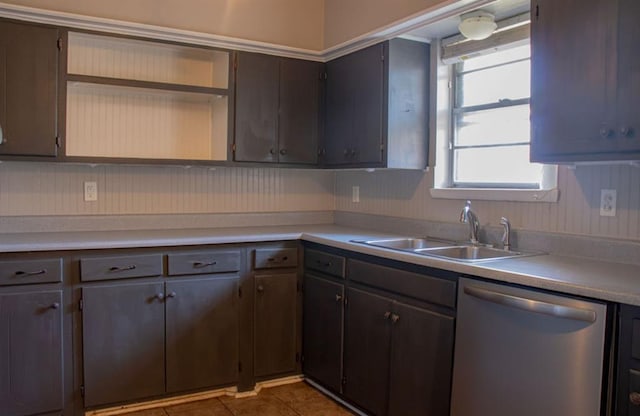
[463,285,597,323]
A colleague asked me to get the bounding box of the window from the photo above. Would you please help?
[451,43,541,188]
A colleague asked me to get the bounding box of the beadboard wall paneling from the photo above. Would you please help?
[0,163,335,216]
[335,165,640,241]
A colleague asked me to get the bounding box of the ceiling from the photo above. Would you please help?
[403,0,529,41]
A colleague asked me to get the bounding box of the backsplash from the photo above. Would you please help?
[336,164,640,242]
[0,162,335,216]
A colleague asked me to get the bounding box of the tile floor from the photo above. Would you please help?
[121,381,355,416]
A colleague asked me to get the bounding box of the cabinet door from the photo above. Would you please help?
[234,52,279,162]
[387,302,454,416]
[165,277,239,393]
[324,44,384,166]
[343,287,392,416]
[82,282,165,407]
[302,274,344,392]
[279,58,321,165]
[254,272,298,377]
[615,0,640,154]
[0,21,58,157]
[0,291,63,416]
[530,0,616,161]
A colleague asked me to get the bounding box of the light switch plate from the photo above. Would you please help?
[352,186,360,203]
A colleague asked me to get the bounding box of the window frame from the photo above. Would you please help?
[449,45,536,189]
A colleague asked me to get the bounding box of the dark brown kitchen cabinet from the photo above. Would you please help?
[323,39,430,169]
[0,20,58,157]
[343,287,393,416]
[0,290,63,416]
[82,282,166,407]
[616,304,640,415]
[254,271,299,377]
[82,276,240,407]
[165,277,239,393]
[531,0,640,162]
[302,273,344,393]
[234,52,321,165]
[343,287,454,416]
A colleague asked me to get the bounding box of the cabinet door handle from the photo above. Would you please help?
[257,285,265,293]
[383,311,391,319]
[193,261,217,268]
[109,265,136,272]
[599,127,614,138]
[167,291,177,298]
[50,302,60,309]
[335,294,343,302]
[630,392,640,406]
[15,269,47,276]
[279,149,287,156]
[621,126,634,138]
[391,314,400,323]
[155,293,165,300]
[269,148,276,155]
[0,123,4,145]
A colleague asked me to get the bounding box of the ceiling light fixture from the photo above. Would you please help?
[458,10,497,40]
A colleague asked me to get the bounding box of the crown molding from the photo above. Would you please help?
[0,0,494,62]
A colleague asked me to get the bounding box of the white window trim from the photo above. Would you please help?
[428,36,559,203]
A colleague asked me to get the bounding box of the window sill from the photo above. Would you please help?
[429,187,559,202]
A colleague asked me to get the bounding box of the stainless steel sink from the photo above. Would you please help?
[356,237,456,251]
[415,245,525,262]
[353,237,540,262]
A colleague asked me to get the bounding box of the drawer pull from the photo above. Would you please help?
[15,269,47,276]
[631,392,640,406]
[167,292,177,298]
[50,302,60,309]
[193,261,217,268]
[109,265,136,272]
[155,293,165,300]
[316,260,332,267]
[384,311,391,319]
[267,256,287,263]
[257,285,265,293]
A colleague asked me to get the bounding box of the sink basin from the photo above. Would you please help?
[357,237,456,251]
[416,245,524,262]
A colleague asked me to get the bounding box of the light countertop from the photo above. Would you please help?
[2,224,639,306]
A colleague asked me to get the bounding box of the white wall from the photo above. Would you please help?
[1,0,325,50]
[335,165,640,241]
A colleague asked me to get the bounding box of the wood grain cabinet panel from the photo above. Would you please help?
[0,20,58,157]
[0,291,63,416]
[254,272,299,377]
[531,0,640,161]
[234,52,321,165]
[165,277,239,393]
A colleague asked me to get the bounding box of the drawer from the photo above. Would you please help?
[0,258,63,286]
[347,259,456,308]
[304,249,345,278]
[80,254,163,282]
[168,250,241,276]
[254,248,298,269]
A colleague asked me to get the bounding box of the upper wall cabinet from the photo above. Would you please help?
[323,39,430,169]
[531,0,640,162]
[64,32,232,162]
[234,52,322,165]
[0,20,59,157]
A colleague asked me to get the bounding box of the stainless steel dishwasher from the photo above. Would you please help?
[451,277,609,416]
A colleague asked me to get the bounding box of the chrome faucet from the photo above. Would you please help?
[500,217,511,250]
[459,200,480,245]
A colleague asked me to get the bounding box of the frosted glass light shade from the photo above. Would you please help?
[459,11,497,40]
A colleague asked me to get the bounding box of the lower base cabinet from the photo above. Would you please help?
[0,291,64,416]
[617,304,640,415]
[343,288,454,416]
[82,277,240,407]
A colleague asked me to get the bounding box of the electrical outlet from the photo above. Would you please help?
[84,181,98,202]
[600,189,616,217]
[352,186,360,203]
